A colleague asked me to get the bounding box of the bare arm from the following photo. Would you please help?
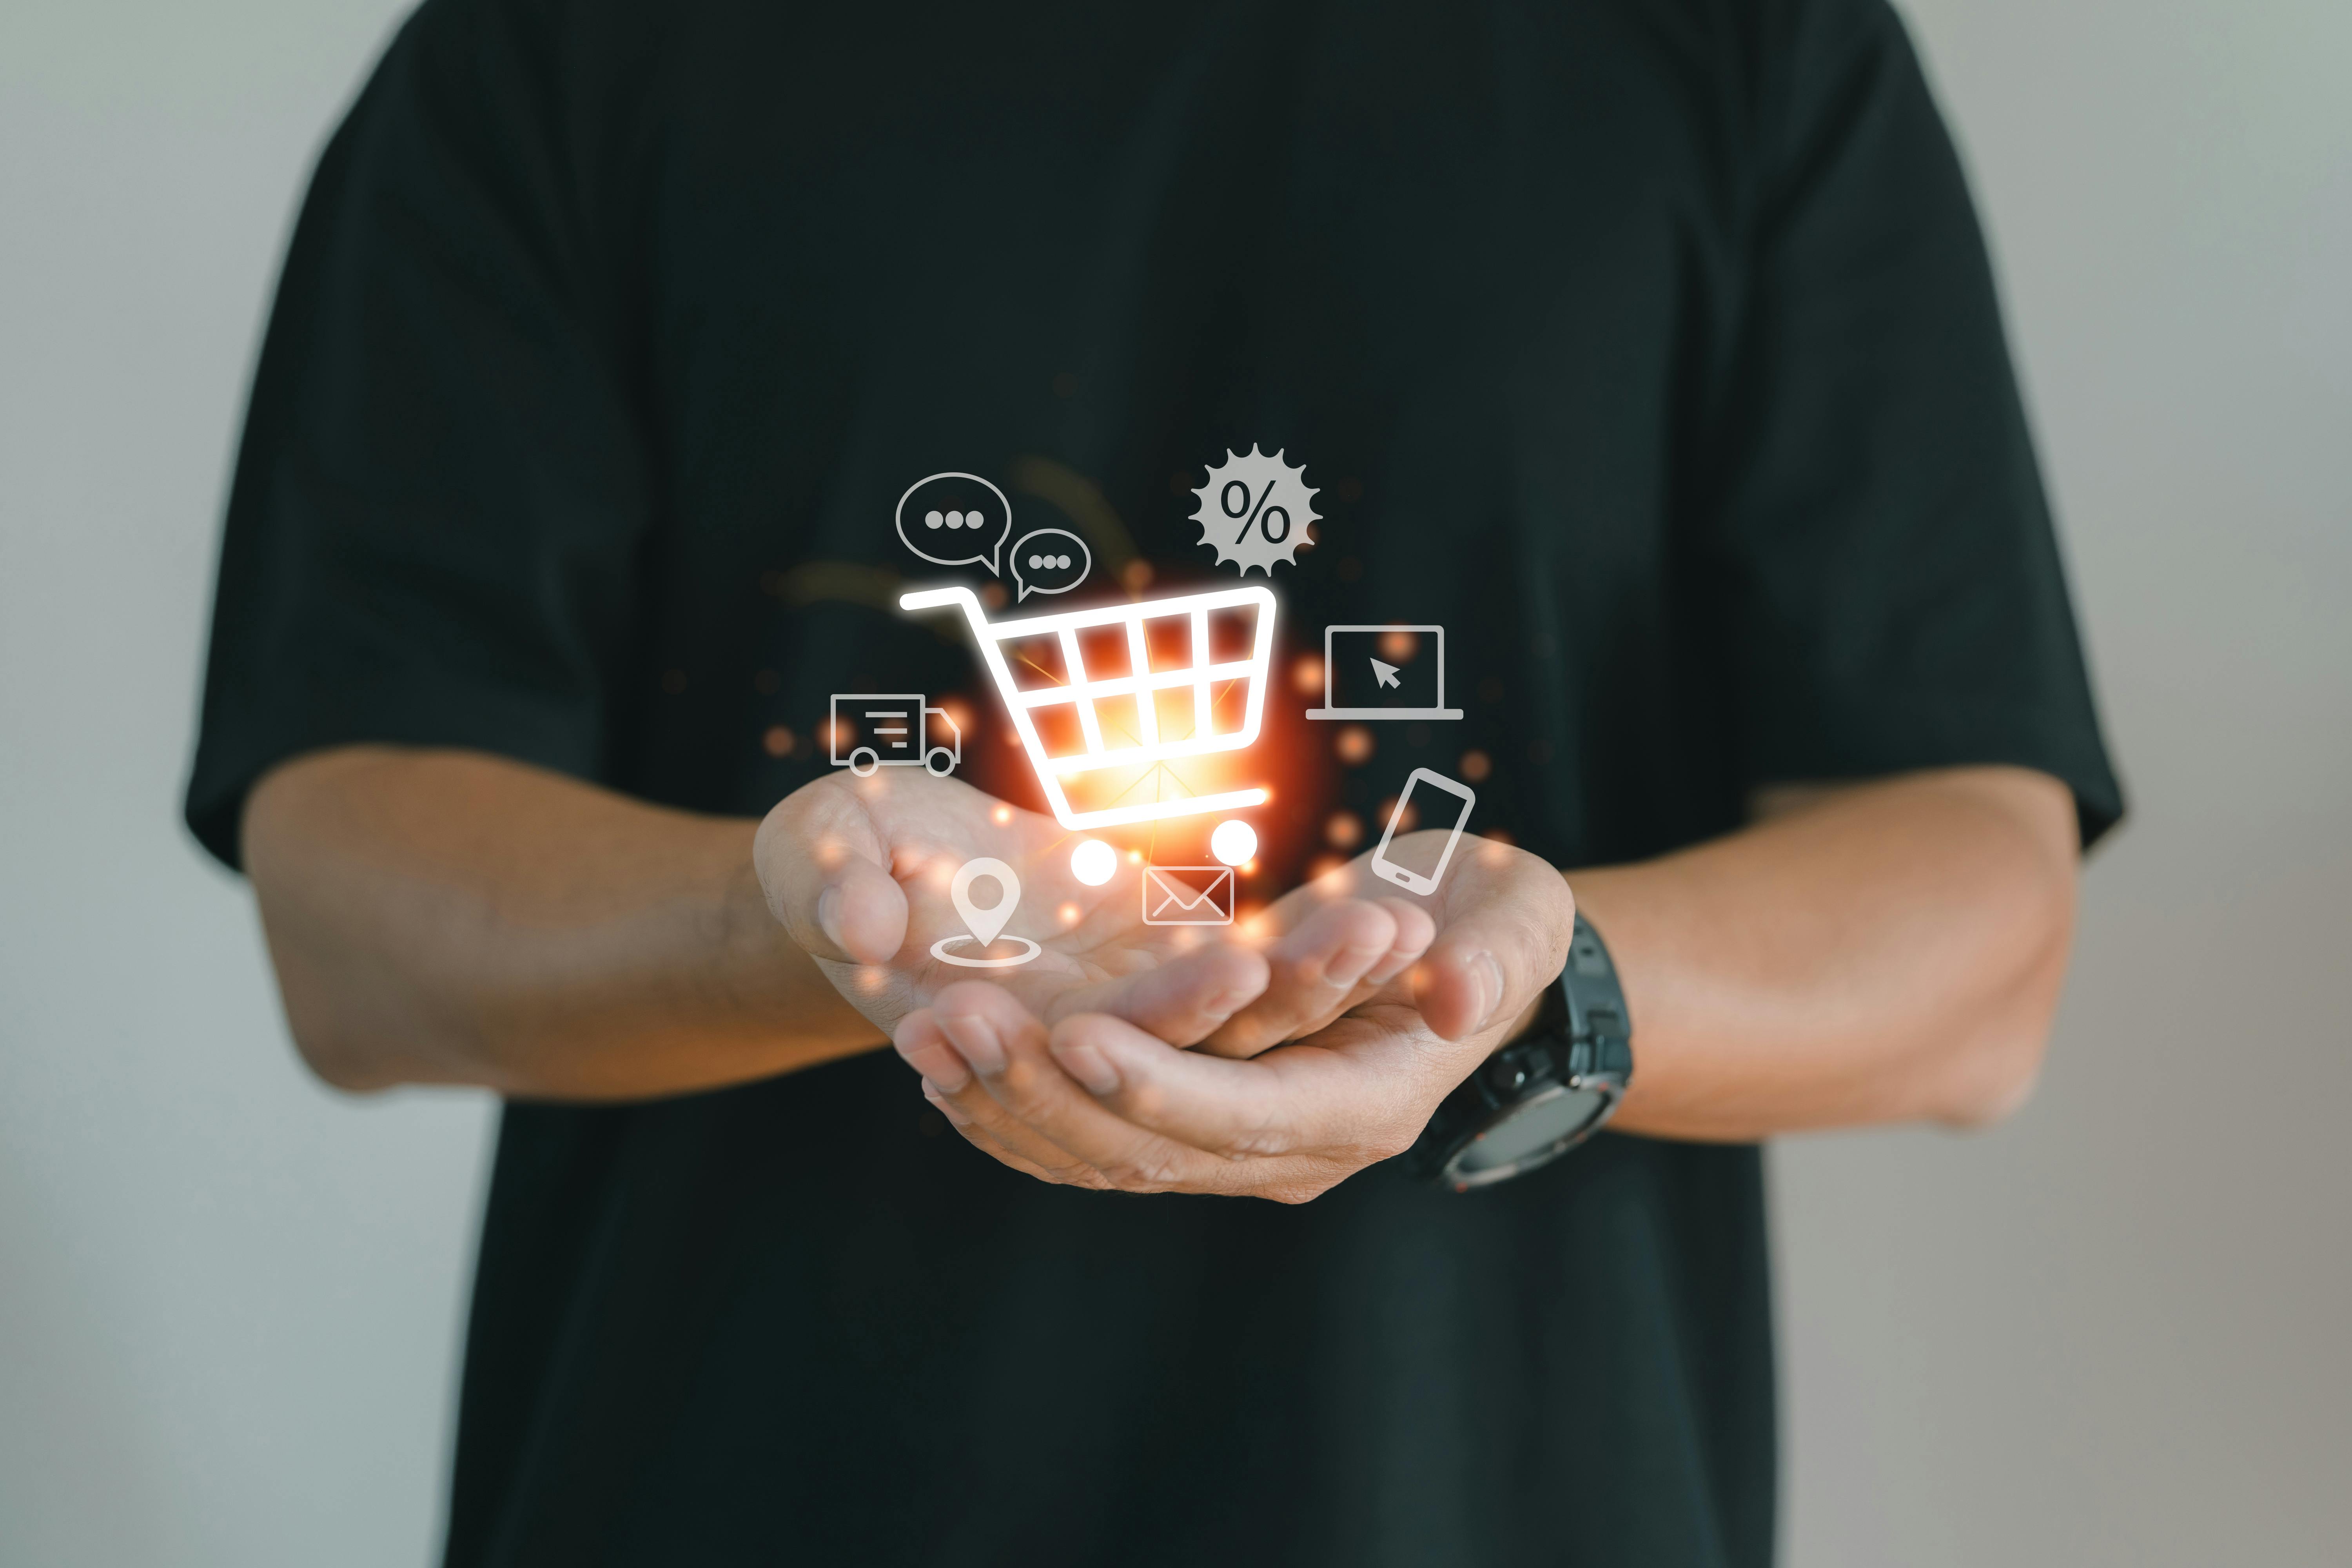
[1581,765,2079,1139]
[242,746,883,1099]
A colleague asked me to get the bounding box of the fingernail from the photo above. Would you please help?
[1051,1039,1122,1096]
[922,1080,972,1125]
[940,1011,1007,1075]
[1332,935,1387,987]
[905,1041,969,1094]
[1209,979,1263,1019]
[816,885,846,949]
[1476,955,1507,1026]
[893,1022,971,1093]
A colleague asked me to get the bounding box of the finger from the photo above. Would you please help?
[1198,899,1405,1058]
[918,984,1138,1188]
[753,777,908,964]
[1049,1010,1428,1165]
[1411,851,1576,1040]
[893,1006,974,1094]
[904,1007,1090,1181]
[1045,941,1270,1046]
[1364,897,1437,985]
[921,1078,1065,1185]
[929,983,1226,1193]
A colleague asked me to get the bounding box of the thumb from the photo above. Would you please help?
[753,777,908,964]
[1410,849,1575,1042]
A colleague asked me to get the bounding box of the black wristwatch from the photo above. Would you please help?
[1406,913,1634,1191]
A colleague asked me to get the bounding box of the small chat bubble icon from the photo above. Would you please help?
[1010,528,1091,601]
[897,472,1013,575]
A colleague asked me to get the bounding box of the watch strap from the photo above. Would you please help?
[1561,914,1633,1083]
[1404,911,1633,1188]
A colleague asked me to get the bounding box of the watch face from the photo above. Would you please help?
[1452,1084,1607,1180]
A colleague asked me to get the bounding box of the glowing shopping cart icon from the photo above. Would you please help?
[898,583,1277,832]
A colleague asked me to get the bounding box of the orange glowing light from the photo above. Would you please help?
[1334,725,1374,765]
[1459,749,1492,782]
[762,725,797,757]
[1325,810,1363,849]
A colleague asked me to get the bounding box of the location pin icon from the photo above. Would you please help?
[951,858,1021,949]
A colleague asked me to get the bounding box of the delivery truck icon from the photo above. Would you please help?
[828,693,962,777]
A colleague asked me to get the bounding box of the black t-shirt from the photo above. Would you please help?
[186,1,2122,1564]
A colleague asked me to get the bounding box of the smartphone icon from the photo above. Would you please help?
[1369,768,1477,896]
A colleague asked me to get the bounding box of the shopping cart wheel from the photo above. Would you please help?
[924,747,956,777]
[847,747,880,777]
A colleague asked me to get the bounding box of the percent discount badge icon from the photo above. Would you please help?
[1191,446,1319,576]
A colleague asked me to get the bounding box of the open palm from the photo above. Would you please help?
[895,828,1579,1202]
[753,769,1435,1049]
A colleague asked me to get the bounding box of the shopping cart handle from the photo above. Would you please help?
[898,586,983,614]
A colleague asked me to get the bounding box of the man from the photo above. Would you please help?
[188,0,2121,1563]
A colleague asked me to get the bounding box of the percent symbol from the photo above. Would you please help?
[1190,445,1317,577]
[1221,478,1291,546]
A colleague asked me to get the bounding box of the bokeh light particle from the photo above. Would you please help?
[1210,820,1258,867]
[1070,838,1118,886]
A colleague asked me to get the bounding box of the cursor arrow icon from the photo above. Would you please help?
[1369,658,1402,690]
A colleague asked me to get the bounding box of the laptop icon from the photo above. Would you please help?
[1304,625,1463,720]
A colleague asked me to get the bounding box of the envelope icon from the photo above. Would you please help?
[1142,865,1236,926]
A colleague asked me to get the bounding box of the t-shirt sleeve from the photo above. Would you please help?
[184,2,648,869]
[1698,0,2124,845]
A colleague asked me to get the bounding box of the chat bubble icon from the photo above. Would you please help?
[897,472,1013,575]
[1010,528,1091,602]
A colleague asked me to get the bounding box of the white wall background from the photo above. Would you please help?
[1775,4,2352,1564]
[1,2,2344,1564]
[1,7,490,1564]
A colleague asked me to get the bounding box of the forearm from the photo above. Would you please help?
[243,747,883,1099]
[1576,766,2080,1141]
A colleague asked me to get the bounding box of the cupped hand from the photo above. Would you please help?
[752,771,1433,1048]
[896,831,1577,1203]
